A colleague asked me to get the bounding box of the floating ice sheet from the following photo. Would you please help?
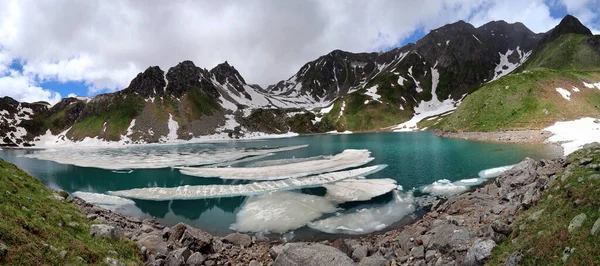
[323,178,397,203]
[308,190,415,235]
[478,165,515,178]
[72,191,135,209]
[230,191,339,234]
[179,149,373,180]
[109,165,387,201]
[23,144,307,170]
[247,155,331,167]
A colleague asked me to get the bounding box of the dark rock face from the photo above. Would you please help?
[166,61,217,98]
[0,96,50,146]
[542,14,592,45]
[122,66,166,97]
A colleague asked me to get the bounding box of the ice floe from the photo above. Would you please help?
[421,179,470,196]
[544,117,600,156]
[109,165,387,200]
[323,178,397,203]
[72,191,135,211]
[178,149,373,180]
[308,190,415,235]
[247,155,331,167]
[478,165,515,178]
[555,88,571,101]
[23,144,308,170]
[230,191,339,234]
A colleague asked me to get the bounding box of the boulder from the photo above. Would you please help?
[137,235,168,255]
[428,224,471,252]
[358,255,387,266]
[491,220,512,235]
[591,217,600,235]
[410,245,425,260]
[0,243,7,260]
[223,232,252,247]
[269,245,285,260]
[273,243,356,266]
[89,224,121,240]
[186,252,205,266]
[568,213,587,233]
[103,257,124,266]
[352,245,369,261]
[464,239,496,266]
[504,251,522,266]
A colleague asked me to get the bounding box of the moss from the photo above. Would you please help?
[187,87,221,117]
[0,159,142,265]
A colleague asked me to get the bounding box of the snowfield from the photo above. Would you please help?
[545,117,600,156]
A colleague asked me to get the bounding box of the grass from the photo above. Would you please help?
[518,34,600,72]
[68,95,144,141]
[0,159,142,265]
[435,68,600,132]
[488,144,600,265]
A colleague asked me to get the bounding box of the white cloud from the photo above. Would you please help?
[0,69,61,104]
[0,0,597,100]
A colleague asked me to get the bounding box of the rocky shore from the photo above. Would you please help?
[72,155,565,266]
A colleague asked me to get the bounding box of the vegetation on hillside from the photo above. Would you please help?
[489,143,600,265]
[0,159,142,265]
[435,33,600,132]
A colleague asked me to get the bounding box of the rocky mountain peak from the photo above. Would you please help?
[210,61,246,86]
[165,60,212,97]
[122,66,166,97]
[542,14,592,44]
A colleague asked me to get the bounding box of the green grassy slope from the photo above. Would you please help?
[436,34,600,132]
[0,159,142,265]
[489,144,600,265]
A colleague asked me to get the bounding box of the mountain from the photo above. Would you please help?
[0,15,594,147]
[434,15,600,132]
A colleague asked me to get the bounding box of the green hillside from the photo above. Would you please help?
[435,34,600,132]
[0,159,142,265]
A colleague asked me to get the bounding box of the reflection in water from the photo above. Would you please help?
[0,132,558,235]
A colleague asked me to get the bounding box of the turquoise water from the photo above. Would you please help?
[0,132,557,235]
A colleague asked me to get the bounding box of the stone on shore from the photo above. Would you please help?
[273,243,356,266]
[223,232,252,247]
[464,239,496,266]
[568,213,587,233]
[89,224,121,240]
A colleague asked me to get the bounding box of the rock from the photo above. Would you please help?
[0,243,7,260]
[428,224,470,252]
[103,257,124,266]
[527,209,544,222]
[591,217,600,235]
[140,224,154,233]
[273,243,356,266]
[167,223,187,244]
[562,247,575,263]
[425,250,437,262]
[569,213,587,233]
[170,247,192,263]
[179,227,212,252]
[164,251,185,266]
[204,260,215,266]
[249,260,262,266]
[186,252,206,266]
[138,235,168,255]
[108,250,117,255]
[59,250,67,258]
[579,158,594,165]
[491,220,512,235]
[352,245,369,261]
[410,245,425,260]
[358,255,387,266]
[86,214,97,220]
[67,222,80,229]
[589,174,600,180]
[223,232,252,247]
[89,224,121,240]
[504,251,521,266]
[464,239,496,266]
[269,245,285,260]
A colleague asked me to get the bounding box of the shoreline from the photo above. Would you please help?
[67,154,566,265]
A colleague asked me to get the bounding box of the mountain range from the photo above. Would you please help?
[1,15,599,147]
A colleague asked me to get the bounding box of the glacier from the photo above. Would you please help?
[323,178,397,203]
[109,165,387,200]
[230,191,339,234]
[22,144,307,170]
[178,149,373,180]
[308,190,415,235]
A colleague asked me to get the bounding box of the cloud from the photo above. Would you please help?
[0,69,62,104]
[0,0,597,100]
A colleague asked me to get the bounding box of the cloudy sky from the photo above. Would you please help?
[0,0,598,104]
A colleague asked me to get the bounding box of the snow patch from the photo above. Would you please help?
[555,88,571,101]
[572,86,580,92]
[364,85,382,103]
[544,117,600,156]
[492,47,532,81]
